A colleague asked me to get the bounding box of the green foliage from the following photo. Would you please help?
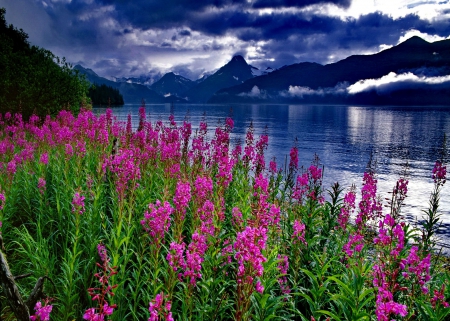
[0,8,90,118]
[88,84,124,106]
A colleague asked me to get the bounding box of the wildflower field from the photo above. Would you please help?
[0,107,449,321]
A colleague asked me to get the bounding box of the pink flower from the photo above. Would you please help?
[30,300,53,321]
[338,190,356,230]
[148,292,173,321]
[0,192,5,210]
[255,280,264,294]
[184,231,208,285]
[173,181,191,220]
[83,308,103,321]
[166,241,186,272]
[289,146,298,170]
[72,192,86,215]
[234,226,267,289]
[432,160,446,184]
[141,200,173,245]
[39,152,49,165]
[292,220,306,245]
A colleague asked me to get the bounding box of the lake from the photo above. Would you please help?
[95,103,450,244]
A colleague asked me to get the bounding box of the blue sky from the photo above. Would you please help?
[2,0,450,82]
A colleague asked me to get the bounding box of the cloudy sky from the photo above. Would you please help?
[2,0,450,82]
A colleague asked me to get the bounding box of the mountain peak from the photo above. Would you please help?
[231,55,245,62]
[399,36,429,46]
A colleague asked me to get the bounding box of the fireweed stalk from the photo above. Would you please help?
[60,190,86,320]
[84,243,118,321]
[233,226,268,321]
[422,160,447,252]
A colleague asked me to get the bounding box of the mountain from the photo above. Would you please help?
[184,55,255,102]
[150,72,195,98]
[74,65,165,104]
[209,36,450,105]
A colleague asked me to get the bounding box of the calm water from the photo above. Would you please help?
[95,103,450,239]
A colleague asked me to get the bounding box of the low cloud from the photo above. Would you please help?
[280,83,348,97]
[238,85,267,98]
[347,72,450,95]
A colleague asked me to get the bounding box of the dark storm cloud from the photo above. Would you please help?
[253,12,450,66]
[94,0,352,31]
[252,0,351,9]
[3,0,450,81]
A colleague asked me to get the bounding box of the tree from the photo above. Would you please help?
[88,84,124,106]
[0,8,90,119]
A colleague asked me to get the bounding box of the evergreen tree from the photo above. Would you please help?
[88,84,124,106]
[0,8,90,119]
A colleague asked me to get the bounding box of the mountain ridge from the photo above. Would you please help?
[75,36,450,106]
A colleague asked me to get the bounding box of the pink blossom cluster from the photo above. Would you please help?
[148,292,174,321]
[72,192,86,215]
[173,181,191,221]
[141,200,173,246]
[374,284,408,321]
[277,254,290,295]
[292,220,306,246]
[343,233,364,258]
[356,172,382,228]
[253,134,269,173]
[190,121,209,165]
[269,159,278,175]
[0,192,5,210]
[337,190,356,230]
[432,160,447,184]
[198,200,215,236]
[289,146,299,170]
[373,263,408,321]
[233,226,268,292]
[193,176,213,205]
[39,152,49,165]
[184,231,208,285]
[166,241,186,273]
[104,148,141,200]
[30,298,53,321]
[400,246,431,294]
[373,214,405,258]
[251,174,281,229]
[430,284,450,308]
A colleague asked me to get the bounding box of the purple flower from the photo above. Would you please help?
[39,152,49,165]
[184,231,208,285]
[289,146,299,170]
[30,300,53,321]
[338,189,356,230]
[432,160,446,184]
[141,200,173,246]
[0,192,5,210]
[72,192,85,215]
[234,226,268,290]
[255,280,264,294]
[292,220,306,245]
[148,292,173,321]
[166,241,186,272]
[97,243,109,264]
[173,181,191,220]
